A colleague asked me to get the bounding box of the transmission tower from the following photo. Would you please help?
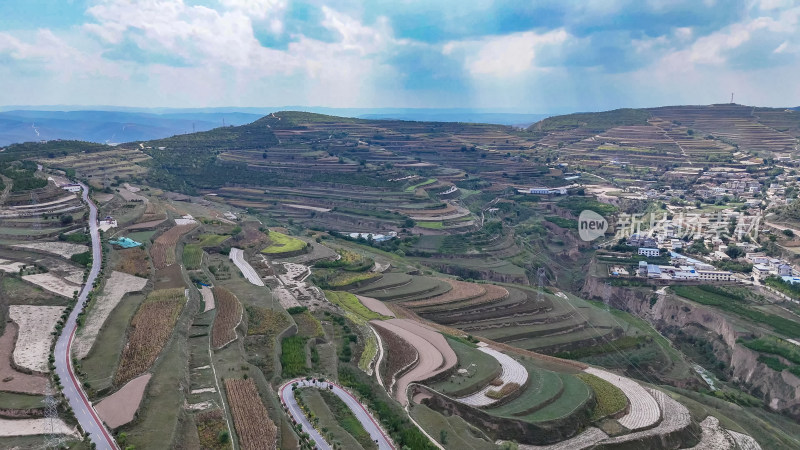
[536,267,547,302]
[43,384,63,449]
[30,191,42,230]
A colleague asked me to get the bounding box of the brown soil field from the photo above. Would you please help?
[114,288,186,385]
[224,378,277,450]
[127,218,167,230]
[0,323,49,394]
[374,324,418,391]
[370,318,456,405]
[153,264,185,290]
[357,295,395,317]
[95,373,151,428]
[401,278,486,308]
[151,224,196,269]
[211,287,242,349]
[115,247,149,278]
[413,283,509,313]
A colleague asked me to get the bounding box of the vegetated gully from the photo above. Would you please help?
[280,378,394,450]
[53,182,119,450]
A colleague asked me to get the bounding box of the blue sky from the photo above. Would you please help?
[0,0,798,111]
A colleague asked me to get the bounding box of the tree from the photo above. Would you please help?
[60,215,74,225]
[725,245,744,259]
[783,229,795,238]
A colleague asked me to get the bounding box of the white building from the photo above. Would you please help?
[62,184,81,193]
[638,247,661,258]
[696,270,734,281]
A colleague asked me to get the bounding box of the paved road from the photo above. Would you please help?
[279,379,394,450]
[53,183,118,449]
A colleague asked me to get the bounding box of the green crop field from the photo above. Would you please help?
[182,244,203,270]
[324,291,388,324]
[261,231,306,254]
[280,335,309,378]
[428,337,501,396]
[418,221,444,229]
[196,234,230,247]
[405,178,436,192]
[524,374,591,422]
[576,373,627,420]
[485,359,563,418]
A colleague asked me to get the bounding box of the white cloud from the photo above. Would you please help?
[656,4,800,67]
[447,29,569,78]
[220,0,286,21]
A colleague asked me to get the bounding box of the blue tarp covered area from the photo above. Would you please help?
[109,237,142,248]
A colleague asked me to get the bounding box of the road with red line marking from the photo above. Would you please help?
[53,183,118,449]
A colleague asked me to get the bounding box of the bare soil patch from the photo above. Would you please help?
[0,417,77,437]
[357,295,395,317]
[200,286,215,312]
[74,271,148,359]
[153,264,185,290]
[0,323,48,394]
[0,258,25,273]
[13,242,89,259]
[21,273,80,298]
[9,305,65,373]
[95,373,151,429]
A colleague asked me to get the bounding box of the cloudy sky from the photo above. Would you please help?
[1,0,799,112]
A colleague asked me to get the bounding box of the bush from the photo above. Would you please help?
[70,251,92,267]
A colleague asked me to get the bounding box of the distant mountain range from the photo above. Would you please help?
[0,110,263,146]
[0,107,551,146]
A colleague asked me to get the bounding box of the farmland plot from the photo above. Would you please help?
[0,323,49,394]
[402,278,486,308]
[0,258,25,273]
[95,373,151,428]
[74,271,148,359]
[13,242,89,258]
[0,417,77,437]
[371,318,457,405]
[200,286,215,312]
[21,273,80,298]
[9,305,66,373]
[114,288,186,385]
[115,247,150,277]
[211,287,243,349]
[151,224,196,269]
[374,324,418,392]
[224,378,277,450]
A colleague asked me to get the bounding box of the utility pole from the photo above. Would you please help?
[536,267,546,302]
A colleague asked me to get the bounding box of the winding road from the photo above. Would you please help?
[53,182,118,449]
[279,378,394,450]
